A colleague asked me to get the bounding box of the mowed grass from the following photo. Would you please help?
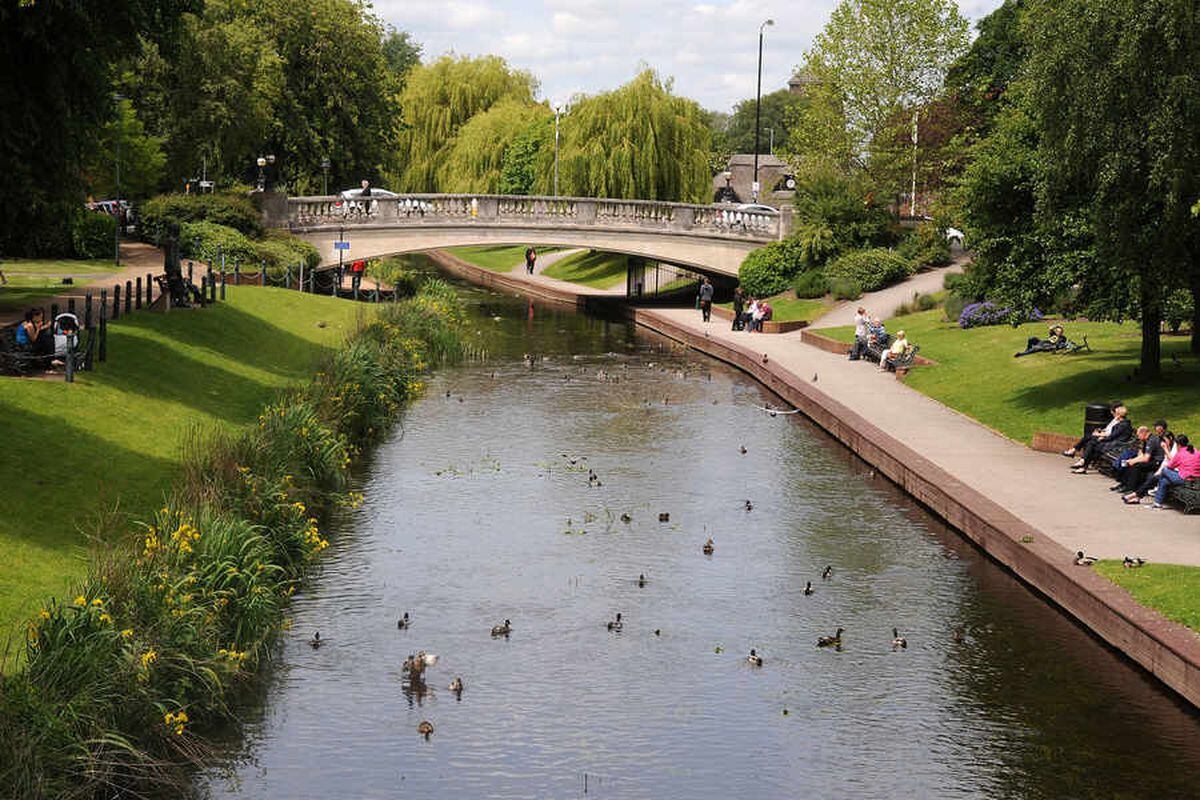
[0,286,364,641]
[443,245,559,272]
[717,290,833,323]
[1095,562,1200,633]
[821,310,1200,443]
[542,250,628,288]
[0,258,124,312]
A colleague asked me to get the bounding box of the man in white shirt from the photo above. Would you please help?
[850,307,869,360]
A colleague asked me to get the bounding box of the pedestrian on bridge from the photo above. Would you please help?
[525,246,537,275]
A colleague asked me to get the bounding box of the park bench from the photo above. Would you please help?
[1094,439,1200,513]
[0,324,94,377]
[863,333,892,363]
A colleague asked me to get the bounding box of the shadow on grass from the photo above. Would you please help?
[1009,356,1200,418]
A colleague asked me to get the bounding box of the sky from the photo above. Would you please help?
[374,0,1008,113]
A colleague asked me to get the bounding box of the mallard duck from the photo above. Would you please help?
[702,538,714,555]
[803,581,814,596]
[747,648,764,667]
[397,612,410,630]
[739,445,748,455]
[658,512,670,522]
[607,612,623,632]
[309,631,322,649]
[1123,556,1146,569]
[891,628,907,650]
[637,574,647,587]
[448,677,463,693]
[744,499,753,511]
[817,628,844,648]
[654,628,662,636]
[821,565,833,580]
[491,619,512,637]
[417,720,434,739]
[1074,550,1098,566]
[620,513,633,523]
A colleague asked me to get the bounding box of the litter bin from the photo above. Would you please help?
[1084,402,1114,439]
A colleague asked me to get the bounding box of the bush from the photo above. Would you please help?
[958,301,1044,329]
[71,211,116,259]
[895,292,940,317]
[253,233,320,279]
[738,240,804,297]
[824,248,912,293]
[830,277,862,300]
[140,193,262,244]
[897,223,952,271]
[792,269,829,299]
[179,221,258,266]
[1164,289,1194,334]
[367,256,421,298]
[944,292,967,323]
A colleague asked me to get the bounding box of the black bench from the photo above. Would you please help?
[864,333,892,363]
[1096,441,1200,513]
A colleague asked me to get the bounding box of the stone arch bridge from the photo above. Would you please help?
[272,194,789,279]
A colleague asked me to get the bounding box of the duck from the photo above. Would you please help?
[417,720,434,739]
[739,445,748,455]
[621,513,633,523]
[309,631,323,649]
[397,612,410,630]
[491,619,512,637]
[702,538,715,555]
[747,648,764,667]
[448,677,463,693]
[803,581,814,596]
[891,628,908,650]
[1073,550,1098,566]
[952,627,966,644]
[658,512,670,522]
[1123,556,1146,569]
[637,574,647,587]
[607,612,623,632]
[744,499,753,512]
[817,628,844,648]
[822,565,833,580]
[654,628,662,636]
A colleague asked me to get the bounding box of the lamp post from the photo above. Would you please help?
[256,156,267,191]
[113,92,125,266]
[752,18,774,203]
[320,157,331,195]
[553,105,563,197]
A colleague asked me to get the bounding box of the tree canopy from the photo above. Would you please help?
[438,100,552,193]
[720,89,806,155]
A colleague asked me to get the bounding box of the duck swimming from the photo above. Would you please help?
[448,677,463,693]
[607,612,623,632]
[397,612,410,630]
[491,619,512,637]
[417,720,434,739]
[637,574,647,587]
[803,581,814,596]
[892,628,908,650]
[747,648,764,667]
[821,565,833,580]
[744,499,753,512]
[309,631,322,649]
[702,538,714,555]
[817,628,844,648]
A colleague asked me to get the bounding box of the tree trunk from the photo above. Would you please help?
[1191,274,1200,355]
[1140,282,1162,379]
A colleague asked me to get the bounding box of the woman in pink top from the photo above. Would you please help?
[1151,435,1200,509]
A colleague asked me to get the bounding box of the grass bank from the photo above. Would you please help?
[443,245,550,272]
[0,287,362,640]
[541,250,627,288]
[821,311,1200,442]
[717,290,832,324]
[0,282,462,798]
[0,258,124,313]
[1095,561,1200,633]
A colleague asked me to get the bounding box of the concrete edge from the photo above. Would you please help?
[433,251,1200,710]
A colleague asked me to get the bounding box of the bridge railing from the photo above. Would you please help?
[284,194,781,241]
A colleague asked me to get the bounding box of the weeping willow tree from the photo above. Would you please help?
[535,70,712,202]
[391,55,537,191]
[437,100,552,193]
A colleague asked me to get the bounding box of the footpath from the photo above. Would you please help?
[429,248,1200,709]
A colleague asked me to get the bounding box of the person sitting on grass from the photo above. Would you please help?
[1111,425,1164,493]
[1015,324,1065,357]
[1142,435,1200,510]
[879,330,911,372]
[1064,402,1130,473]
[15,308,54,370]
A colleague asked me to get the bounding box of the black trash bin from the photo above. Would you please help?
[1084,402,1115,439]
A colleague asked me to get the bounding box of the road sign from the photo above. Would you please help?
[333,241,350,251]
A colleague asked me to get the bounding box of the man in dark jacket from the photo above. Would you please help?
[1112,425,1165,491]
[1071,404,1132,473]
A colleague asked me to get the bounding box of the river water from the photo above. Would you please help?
[198,273,1200,799]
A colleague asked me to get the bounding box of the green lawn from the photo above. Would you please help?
[542,250,627,289]
[821,310,1200,442]
[717,290,833,324]
[0,258,124,312]
[1095,561,1200,633]
[444,245,561,272]
[0,287,364,641]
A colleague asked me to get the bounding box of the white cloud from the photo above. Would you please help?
[381,0,1007,111]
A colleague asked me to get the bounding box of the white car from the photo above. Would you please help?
[735,203,779,214]
[336,187,399,214]
[945,227,965,247]
[339,188,400,200]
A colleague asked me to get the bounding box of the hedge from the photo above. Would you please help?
[71,211,117,259]
[179,221,259,267]
[738,240,804,297]
[140,193,262,244]
[824,248,913,293]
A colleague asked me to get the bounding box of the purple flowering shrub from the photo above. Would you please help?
[958,301,1044,329]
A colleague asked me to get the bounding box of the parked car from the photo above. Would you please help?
[87,199,135,233]
[735,203,779,214]
[945,227,965,248]
[335,187,400,215]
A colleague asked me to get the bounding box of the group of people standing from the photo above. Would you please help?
[727,287,772,332]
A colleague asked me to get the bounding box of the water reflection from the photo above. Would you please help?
[197,262,1200,799]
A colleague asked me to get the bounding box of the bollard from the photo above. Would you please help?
[207,264,215,303]
[374,280,380,303]
[285,267,291,290]
[146,272,153,306]
[234,261,240,285]
[125,280,132,314]
[85,291,93,328]
[68,298,76,315]
[187,261,194,284]
[98,293,108,363]
[51,303,59,322]
[330,270,337,296]
[220,270,226,300]
[135,277,142,310]
[65,333,75,383]
[200,275,207,306]
[112,284,120,319]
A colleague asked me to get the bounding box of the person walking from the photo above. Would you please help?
[731,287,745,331]
[698,277,714,323]
[525,246,537,275]
[350,258,366,293]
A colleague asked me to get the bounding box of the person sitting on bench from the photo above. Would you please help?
[879,330,911,372]
[1066,403,1131,473]
[16,308,54,370]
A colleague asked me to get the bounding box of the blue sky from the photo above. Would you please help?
[374,0,1008,112]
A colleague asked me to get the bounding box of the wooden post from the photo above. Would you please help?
[374,279,380,303]
[207,263,215,303]
[65,332,75,383]
[135,277,142,310]
[260,262,266,286]
[84,291,93,329]
[285,266,291,290]
[200,275,207,306]
[68,298,76,315]
[124,280,132,314]
[112,284,120,319]
[51,302,59,322]
[146,272,153,306]
[220,270,226,300]
[98,290,108,363]
[187,261,194,285]
[234,261,240,285]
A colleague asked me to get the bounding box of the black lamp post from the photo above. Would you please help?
[752,18,774,203]
[256,156,267,191]
[113,92,125,265]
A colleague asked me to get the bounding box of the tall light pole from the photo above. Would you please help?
[553,104,562,197]
[752,18,774,203]
[113,93,125,266]
[320,157,331,195]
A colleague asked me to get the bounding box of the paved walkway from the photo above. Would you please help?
[810,255,967,329]
[506,248,626,295]
[484,263,1200,565]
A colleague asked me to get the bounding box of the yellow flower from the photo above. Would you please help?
[121,629,134,639]
[141,650,158,669]
[91,598,103,607]
[74,596,86,606]
[39,609,50,620]
[99,613,112,624]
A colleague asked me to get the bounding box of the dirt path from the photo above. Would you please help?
[809,253,968,329]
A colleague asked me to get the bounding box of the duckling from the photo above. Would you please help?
[448,677,463,693]
[620,513,633,524]
[817,628,844,648]
[607,612,623,632]
[702,538,715,555]
[739,445,748,455]
[744,499,753,512]
[417,720,434,739]
[637,573,647,587]
[803,581,814,596]
[309,631,322,649]
[891,628,908,650]
[821,565,833,580]
[747,648,764,667]
[654,628,662,636]
[1123,556,1146,569]
[491,619,512,637]
[397,612,410,630]
[1074,550,1098,566]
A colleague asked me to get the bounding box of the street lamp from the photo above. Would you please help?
[113,92,125,266]
[753,18,774,203]
[320,157,331,196]
[256,156,267,191]
[553,105,564,197]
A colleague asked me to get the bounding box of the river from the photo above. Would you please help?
[197,268,1200,799]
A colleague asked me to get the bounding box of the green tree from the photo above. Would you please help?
[539,70,712,202]
[723,89,806,154]
[381,27,422,87]
[438,100,552,193]
[1024,0,1200,375]
[82,98,167,201]
[799,0,970,190]
[943,0,1027,129]
[392,55,538,192]
[498,116,554,195]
